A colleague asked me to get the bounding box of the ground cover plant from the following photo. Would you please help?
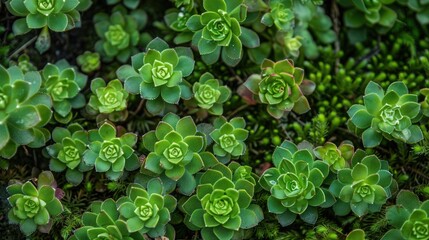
[0,0,428,239]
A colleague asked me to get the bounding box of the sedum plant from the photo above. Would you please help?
[6,0,84,34]
[329,150,393,217]
[259,141,333,226]
[94,7,147,63]
[244,59,311,118]
[314,141,354,172]
[382,190,429,240]
[347,81,423,148]
[397,0,429,26]
[7,171,63,236]
[76,51,101,74]
[192,72,231,115]
[83,122,140,181]
[261,0,294,32]
[45,124,91,185]
[0,65,52,160]
[186,0,260,66]
[116,179,176,238]
[142,113,218,195]
[181,164,263,240]
[41,60,87,124]
[88,78,129,115]
[210,117,249,163]
[70,198,145,240]
[118,38,194,115]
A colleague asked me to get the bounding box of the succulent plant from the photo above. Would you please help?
[259,141,333,226]
[210,117,249,163]
[244,59,312,118]
[70,198,145,240]
[77,51,101,74]
[261,0,294,31]
[329,149,393,217]
[6,0,84,34]
[164,9,193,44]
[117,38,194,115]
[45,124,91,185]
[83,122,140,181]
[94,7,147,62]
[7,171,64,236]
[11,54,37,73]
[41,60,87,124]
[420,88,429,117]
[397,0,429,26]
[88,78,129,115]
[382,190,429,240]
[142,113,218,195]
[0,65,52,159]
[337,0,397,42]
[192,72,231,115]
[116,179,176,238]
[181,164,263,240]
[314,141,354,172]
[185,0,260,66]
[347,81,423,148]
[106,0,141,9]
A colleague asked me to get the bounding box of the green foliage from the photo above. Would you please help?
[181,163,263,240]
[397,0,429,25]
[88,78,129,115]
[6,0,85,34]
[76,51,101,74]
[314,141,354,172]
[261,0,294,32]
[41,60,87,124]
[329,150,393,217]
[106,0,141,9]
[192,72,231,115]
[0,65,52,159]
[348,81,423,148]
[83,122,140,181]
[259,141,332,226]
[244,59,312,118]
[7,171,64,236]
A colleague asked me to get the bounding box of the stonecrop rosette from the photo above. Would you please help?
[209,117,249,163]
[118,38,194,115]
[192,72,231,115]
[142,113,218,195]
[116,179,176,238]
[313,141,354,172]
[347,81,423,148]
[7,172,63,236]
[88,78,129,115]
[83,122,140,181]
[259,141,333,226]
[45,123,91,185]
[0,65,52,160]
[6,0,84,34]
[383,190,429,240]
[185,0,260,66]
[181,164,263,240]
[41,60,87,124]
[244,59,311,119]
[70,198,145,240]
[329,150,393,217]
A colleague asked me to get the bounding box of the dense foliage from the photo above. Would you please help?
[0,0,428,239]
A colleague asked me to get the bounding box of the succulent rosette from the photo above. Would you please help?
[117,38,194,115]
[6,0,83,34]
[261,0,295,31]
[314,141,354,172]
[41,60,87,124]
[348,81,423,148]
[383,190,429,240]
[209,117,249,163]
[70,198,145,240]
[45,124,91,185]
[142,113,218,195]
[116,179,176,238]
[7,172,63,236]
[185,0,260,66]
[0,65,52,160]
[77,51,101,74]
[329,149,393,217]
[83,123,140,181]
[181,164,263,240]
[244,59,311,118]
[88,78,129,115]
[259,141,333,226]
[94,7,147,62]
[192,72,231,115]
